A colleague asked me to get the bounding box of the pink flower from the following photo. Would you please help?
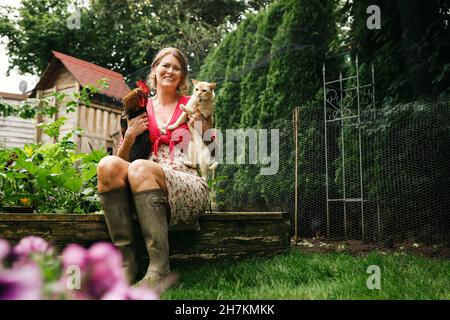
[86,243,126,298]
[13,236,53,262]
[62,244,88,271]
[61,242,128,300]
[0,263,42,300]
[0,239,10,263]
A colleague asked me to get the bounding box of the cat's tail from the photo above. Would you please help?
[209,162,218,170]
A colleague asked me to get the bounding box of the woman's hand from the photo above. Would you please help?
[124,113,148,141]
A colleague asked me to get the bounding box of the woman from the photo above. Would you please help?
[97,47,212,288]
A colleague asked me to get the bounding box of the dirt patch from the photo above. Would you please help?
[291,237,450,259]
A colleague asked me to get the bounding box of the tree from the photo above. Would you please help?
[0,0,272,79]
[198,0,339,222]
[346,0,450,106]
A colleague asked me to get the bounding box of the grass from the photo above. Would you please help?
[162,250,450,300]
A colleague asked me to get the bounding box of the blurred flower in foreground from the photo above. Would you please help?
[61,242,158,300]
[0,264,42,300]
[62,243,126,299]
[13,236,53,264]
[0,237,161,300]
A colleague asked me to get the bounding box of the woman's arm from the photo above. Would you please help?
[117,134,134,162]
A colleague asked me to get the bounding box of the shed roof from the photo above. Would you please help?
[31,51,130,102]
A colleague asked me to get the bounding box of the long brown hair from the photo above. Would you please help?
[147,47,189,95]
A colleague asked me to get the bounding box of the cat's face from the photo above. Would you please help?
[192,80,216,100]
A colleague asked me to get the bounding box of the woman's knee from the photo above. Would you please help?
[97,156,128,182]
[128,160,163,185]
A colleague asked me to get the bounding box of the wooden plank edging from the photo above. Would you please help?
[0,212,288,222]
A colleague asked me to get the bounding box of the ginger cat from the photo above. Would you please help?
[167,79,218,179]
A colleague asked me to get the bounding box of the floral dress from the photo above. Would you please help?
[147,96,209,230]
[152,139,209,230]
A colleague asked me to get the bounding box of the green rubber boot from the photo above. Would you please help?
[98,186,139,284]
[133,188,171,288]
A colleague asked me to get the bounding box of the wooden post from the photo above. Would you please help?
[75,81,81,153]
[35,89,42,144]
[292,107,300,247]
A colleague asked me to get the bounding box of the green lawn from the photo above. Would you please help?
[163,250,450,300]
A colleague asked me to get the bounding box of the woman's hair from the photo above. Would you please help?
[147,47,189,95]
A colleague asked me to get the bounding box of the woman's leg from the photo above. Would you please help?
[97,155,130,192]
[96,156,139,283]
[127,160,171,288]
[127,159,167,192]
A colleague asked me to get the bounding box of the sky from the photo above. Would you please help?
[0,0,39,94]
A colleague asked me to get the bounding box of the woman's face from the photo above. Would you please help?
[153,54,183,92]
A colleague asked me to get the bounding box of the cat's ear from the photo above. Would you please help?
[191,79,199,85]
[208,83,217,90]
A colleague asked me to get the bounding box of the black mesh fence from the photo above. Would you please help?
[210,117,295,216]
[210,92,450,247]
[296,93,450,246]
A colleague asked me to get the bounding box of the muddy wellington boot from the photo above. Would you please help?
[98,186,139,284]
[133,188,171,288]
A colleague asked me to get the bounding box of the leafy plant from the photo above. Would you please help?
[0,123,107,213]
[0,80,109,213]
[207,175,228,212]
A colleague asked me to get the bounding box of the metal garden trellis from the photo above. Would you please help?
[322,55,380,240]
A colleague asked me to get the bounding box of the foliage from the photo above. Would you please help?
[0,0,272,79]
[0,80,109,213]
[0,124,107,213]
[198,0,340,213]
[207,174,227,211]
[0,79,107,120]
[332,94,450,242]
[346,0,450,106]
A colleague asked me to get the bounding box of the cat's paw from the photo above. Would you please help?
[209,162,218,170]
[166,124,177,131]
[183,160,196,168]
[180,104,186,112]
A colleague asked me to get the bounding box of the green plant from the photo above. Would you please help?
[0,123,107,213]
[207,175,228,212]
[0,80,109,213]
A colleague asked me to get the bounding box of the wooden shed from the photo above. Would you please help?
[30,51,130,154]
[0,92,35,148]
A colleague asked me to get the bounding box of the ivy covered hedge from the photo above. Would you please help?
[195,0,450,244]
[197,0,339,214]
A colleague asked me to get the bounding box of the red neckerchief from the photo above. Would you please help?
[147,96,190,162]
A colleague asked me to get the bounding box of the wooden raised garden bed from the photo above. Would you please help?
[0,212,290,262]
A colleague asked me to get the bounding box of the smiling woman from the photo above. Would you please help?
[96,47,214,289]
